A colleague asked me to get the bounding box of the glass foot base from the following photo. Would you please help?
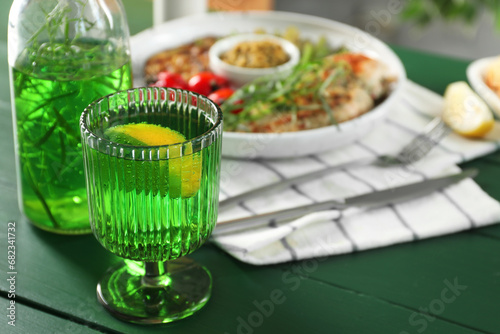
[97,257,212,324]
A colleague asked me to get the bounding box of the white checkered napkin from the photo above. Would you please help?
[211,81,500,265]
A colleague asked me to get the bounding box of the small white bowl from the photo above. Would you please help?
[209,33,300,86]
[467,56,500,117]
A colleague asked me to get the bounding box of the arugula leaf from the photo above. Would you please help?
[222,56,348,131]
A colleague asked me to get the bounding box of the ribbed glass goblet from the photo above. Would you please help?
[80,87,222,324]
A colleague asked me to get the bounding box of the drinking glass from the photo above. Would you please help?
[80,87,222,324]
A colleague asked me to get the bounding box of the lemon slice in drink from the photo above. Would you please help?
[105,123,202,198]
[442,81,494,138]
[105,123,186,146]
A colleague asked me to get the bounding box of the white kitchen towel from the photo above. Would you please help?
[212,80,500,265]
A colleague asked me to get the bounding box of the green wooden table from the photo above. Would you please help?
[1,23,500,334]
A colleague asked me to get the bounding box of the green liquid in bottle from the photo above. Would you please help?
[11,40,132,234]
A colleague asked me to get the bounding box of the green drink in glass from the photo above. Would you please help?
[80,87,223,324]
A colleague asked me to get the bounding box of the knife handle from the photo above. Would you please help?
[214,199,347,235]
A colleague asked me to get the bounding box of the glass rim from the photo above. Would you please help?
[80,87,223,151]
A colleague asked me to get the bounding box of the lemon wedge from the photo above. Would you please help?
[442,81,494,138]
[105,123,202,198]
[105,123,186,146]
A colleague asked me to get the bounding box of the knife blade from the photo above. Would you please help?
[213,168,478,235]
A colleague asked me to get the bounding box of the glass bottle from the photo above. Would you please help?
[8,0,133,234]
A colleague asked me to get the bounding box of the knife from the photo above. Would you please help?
[213,168,478,235]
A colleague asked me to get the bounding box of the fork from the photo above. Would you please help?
[374,117,450,167]
[219,117,450,210]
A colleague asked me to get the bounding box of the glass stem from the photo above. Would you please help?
[145,261,165,278]
[142,261,167,315]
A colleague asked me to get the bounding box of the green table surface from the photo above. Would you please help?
[1,31,500,334]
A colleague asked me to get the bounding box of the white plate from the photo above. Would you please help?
[130,11,406,159]
[467,56,500,117]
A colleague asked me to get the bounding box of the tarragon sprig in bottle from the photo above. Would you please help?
[8,0,133,234]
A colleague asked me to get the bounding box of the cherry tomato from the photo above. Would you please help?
[230,100,244,114]
[152,71,188,90]
[188,72,229,96]
[207,88,235,105]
